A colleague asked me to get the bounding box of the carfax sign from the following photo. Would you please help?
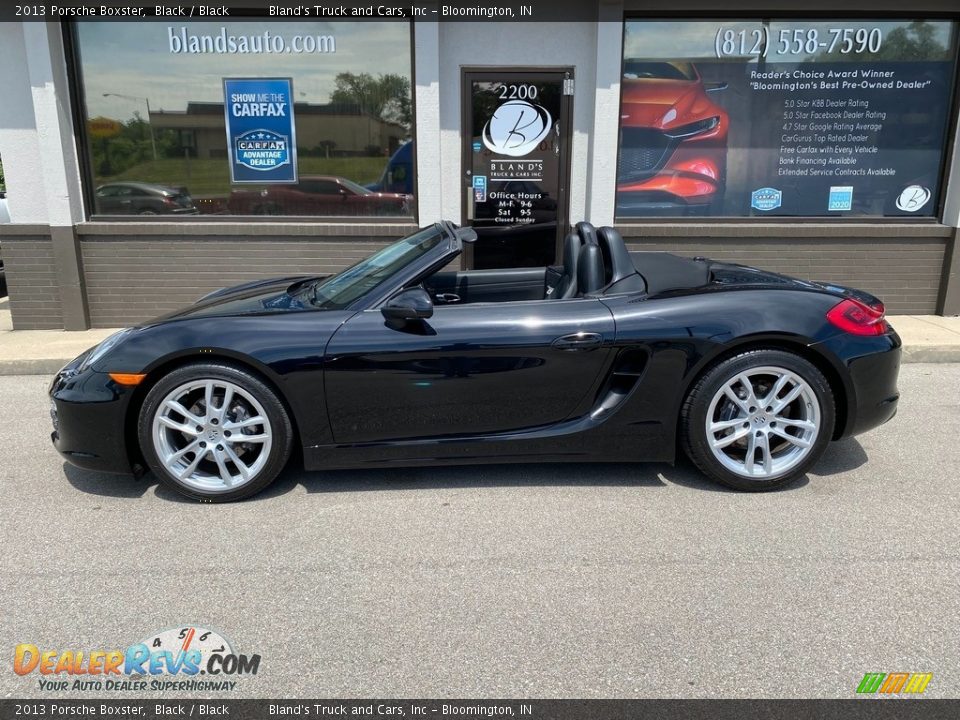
[223,78,297,183]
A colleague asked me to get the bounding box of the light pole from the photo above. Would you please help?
[103,92,157,160]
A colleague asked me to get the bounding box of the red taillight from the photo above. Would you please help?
[826,298,889,336]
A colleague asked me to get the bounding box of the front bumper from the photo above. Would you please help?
[50,353,137,475]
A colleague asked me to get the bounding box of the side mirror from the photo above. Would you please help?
[382,288,434,322]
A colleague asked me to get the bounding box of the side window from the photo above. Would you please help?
[299,180,341,195]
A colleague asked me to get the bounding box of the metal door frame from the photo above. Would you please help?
[460,67,575,270]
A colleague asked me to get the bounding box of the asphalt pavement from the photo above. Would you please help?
[0,365,958,699]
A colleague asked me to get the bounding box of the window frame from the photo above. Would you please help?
[63,20,418,225]
[615,12,960,225]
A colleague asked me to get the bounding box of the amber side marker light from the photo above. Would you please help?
[108,372,147,386]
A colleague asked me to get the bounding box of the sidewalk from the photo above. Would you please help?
[0,297,957,375]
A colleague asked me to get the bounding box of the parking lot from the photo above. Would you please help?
[1,364,958,699]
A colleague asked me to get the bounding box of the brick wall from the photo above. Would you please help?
[1,234,63,330]
[617,231,949,315]
[79,234,395,327]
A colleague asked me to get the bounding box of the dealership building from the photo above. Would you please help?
[1,0,959,330]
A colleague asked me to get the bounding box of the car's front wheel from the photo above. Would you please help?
[680,349,835,491]
[138,363,293,502]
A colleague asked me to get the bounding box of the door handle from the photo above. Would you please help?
[551,332,603,351]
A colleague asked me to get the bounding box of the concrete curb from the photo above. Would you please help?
[901,346,960,363]
[0,359,73,376]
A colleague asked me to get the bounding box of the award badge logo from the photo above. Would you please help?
[482,100,552,157]
[472,175,487,203]
[234,129,290,172]
[895,185,931,212]
[828,186,854,212]
[751,187,782,212]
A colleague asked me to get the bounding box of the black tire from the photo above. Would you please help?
[680,349,835,491]
[138,363,293,502]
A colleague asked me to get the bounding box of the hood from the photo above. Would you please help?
[146,275,324,324]
[622,78,701,107]
[620,78,714,130]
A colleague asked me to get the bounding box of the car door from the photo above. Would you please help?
[324,297,616,443]
[95,186,123,214]
[298,179,344,215]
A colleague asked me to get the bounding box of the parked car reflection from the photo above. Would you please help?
[227,175,412,216]
[95,182,199,216]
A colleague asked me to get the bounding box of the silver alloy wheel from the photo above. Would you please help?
[152,378,273,492]
[705,365,821,480]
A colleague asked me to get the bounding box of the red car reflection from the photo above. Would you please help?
[228,176,411,217]
[617,61,728,216]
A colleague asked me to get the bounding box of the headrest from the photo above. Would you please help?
[576,221,598,246]
[597,226,636,285]
[562,232,580,271]
[577,242,605,295]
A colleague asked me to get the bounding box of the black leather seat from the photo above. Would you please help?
[552,231,581,299]
[577,242,605,296]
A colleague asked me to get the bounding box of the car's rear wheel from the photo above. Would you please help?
[680,349,834,491]
[138,363,292,502]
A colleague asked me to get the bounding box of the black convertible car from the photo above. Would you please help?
[50,221,900,502]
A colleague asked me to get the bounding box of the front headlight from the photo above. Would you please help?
[664,116,720,139]
[79,328,134,371]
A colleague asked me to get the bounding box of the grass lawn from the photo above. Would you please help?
[97,156,388,197]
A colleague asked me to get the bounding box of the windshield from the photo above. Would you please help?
[623,61,697,81]
[311,225,448,309]
[339,178,373,196]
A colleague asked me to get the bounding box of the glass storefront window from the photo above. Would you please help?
[73,21,414,218]
[617,19,958,219]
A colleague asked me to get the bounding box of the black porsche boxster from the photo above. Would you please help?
[50,221,900,502]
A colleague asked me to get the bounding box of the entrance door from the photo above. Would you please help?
[462,69,573,270]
